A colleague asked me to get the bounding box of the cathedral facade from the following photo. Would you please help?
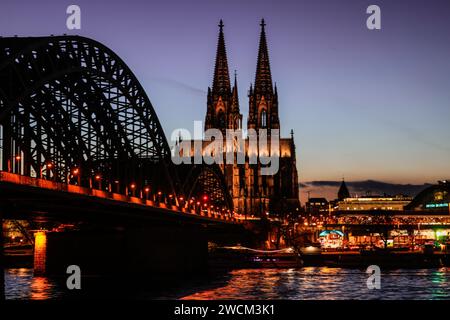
[201,19,300,216]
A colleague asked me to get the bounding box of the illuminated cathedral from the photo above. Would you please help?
[202,19,300,216]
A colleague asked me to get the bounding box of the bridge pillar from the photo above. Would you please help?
[0,209,5,300]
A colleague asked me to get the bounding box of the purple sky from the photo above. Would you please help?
[1,0,450,189]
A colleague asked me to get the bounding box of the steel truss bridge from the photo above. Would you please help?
[0,35,234,218]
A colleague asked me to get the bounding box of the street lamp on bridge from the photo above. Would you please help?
[40,162,54,180]
[71,167,81,186]
[95,174,102,190]
[130,183,136,197]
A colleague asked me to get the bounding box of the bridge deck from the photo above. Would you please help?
[0,171,241,225]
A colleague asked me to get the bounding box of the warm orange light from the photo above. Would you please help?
[95,175,101,180]
[46,163,53,169]
[15,155,21,161]
[203,195,208,201]
[130,183,136,189]
[34,231,47,275]
[73,168,79,175]
[157,191,162,195]
[169,194,173,198]
[196,202,201,205]
[179,197,184,201]
[144,187,150,192]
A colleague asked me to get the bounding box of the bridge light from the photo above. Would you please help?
[95,175,101,180]
[157,191,162,195]
[179,197,184,201]
[203,195,208,202]
[196,202,200,206]
[15,155,21,161]
[144,187,150,193]
[130,183,136,189]
[46,163,53,169]
[168,194,173,198]
[72,168,79,175]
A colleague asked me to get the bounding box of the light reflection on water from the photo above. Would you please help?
[4,267,450,300]
[178,267,450,300]
[5,268,61,300]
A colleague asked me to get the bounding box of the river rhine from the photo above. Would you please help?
[5,267,450,300]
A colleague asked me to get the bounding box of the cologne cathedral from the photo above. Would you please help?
[202,19,300,216]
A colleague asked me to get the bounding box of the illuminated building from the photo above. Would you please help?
[405,180,450,212]
[337,195,413,211]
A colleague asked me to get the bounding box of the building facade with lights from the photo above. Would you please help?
[337,195,413,211]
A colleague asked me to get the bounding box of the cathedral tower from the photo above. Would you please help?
[205,20,242,135]
[248,19,280,133]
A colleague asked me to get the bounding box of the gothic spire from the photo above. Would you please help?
[212,19,231,96]
[254,18,273,94]
[231,70,240,112]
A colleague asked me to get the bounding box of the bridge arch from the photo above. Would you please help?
[179,164,234,212]
[0,36,174,196]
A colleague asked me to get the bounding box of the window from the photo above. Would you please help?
[261,109,267,128]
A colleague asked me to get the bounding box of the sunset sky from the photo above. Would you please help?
[1,0,449,194]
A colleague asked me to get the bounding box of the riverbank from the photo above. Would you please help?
[209,247,450,269]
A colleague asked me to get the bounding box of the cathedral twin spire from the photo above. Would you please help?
[248,19,279,131]
[212,20,231,96]
[254,19,273,95]
[206,19,277,133]
[206,20,241,132]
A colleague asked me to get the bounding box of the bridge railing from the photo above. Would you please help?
[0,171,239,223]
